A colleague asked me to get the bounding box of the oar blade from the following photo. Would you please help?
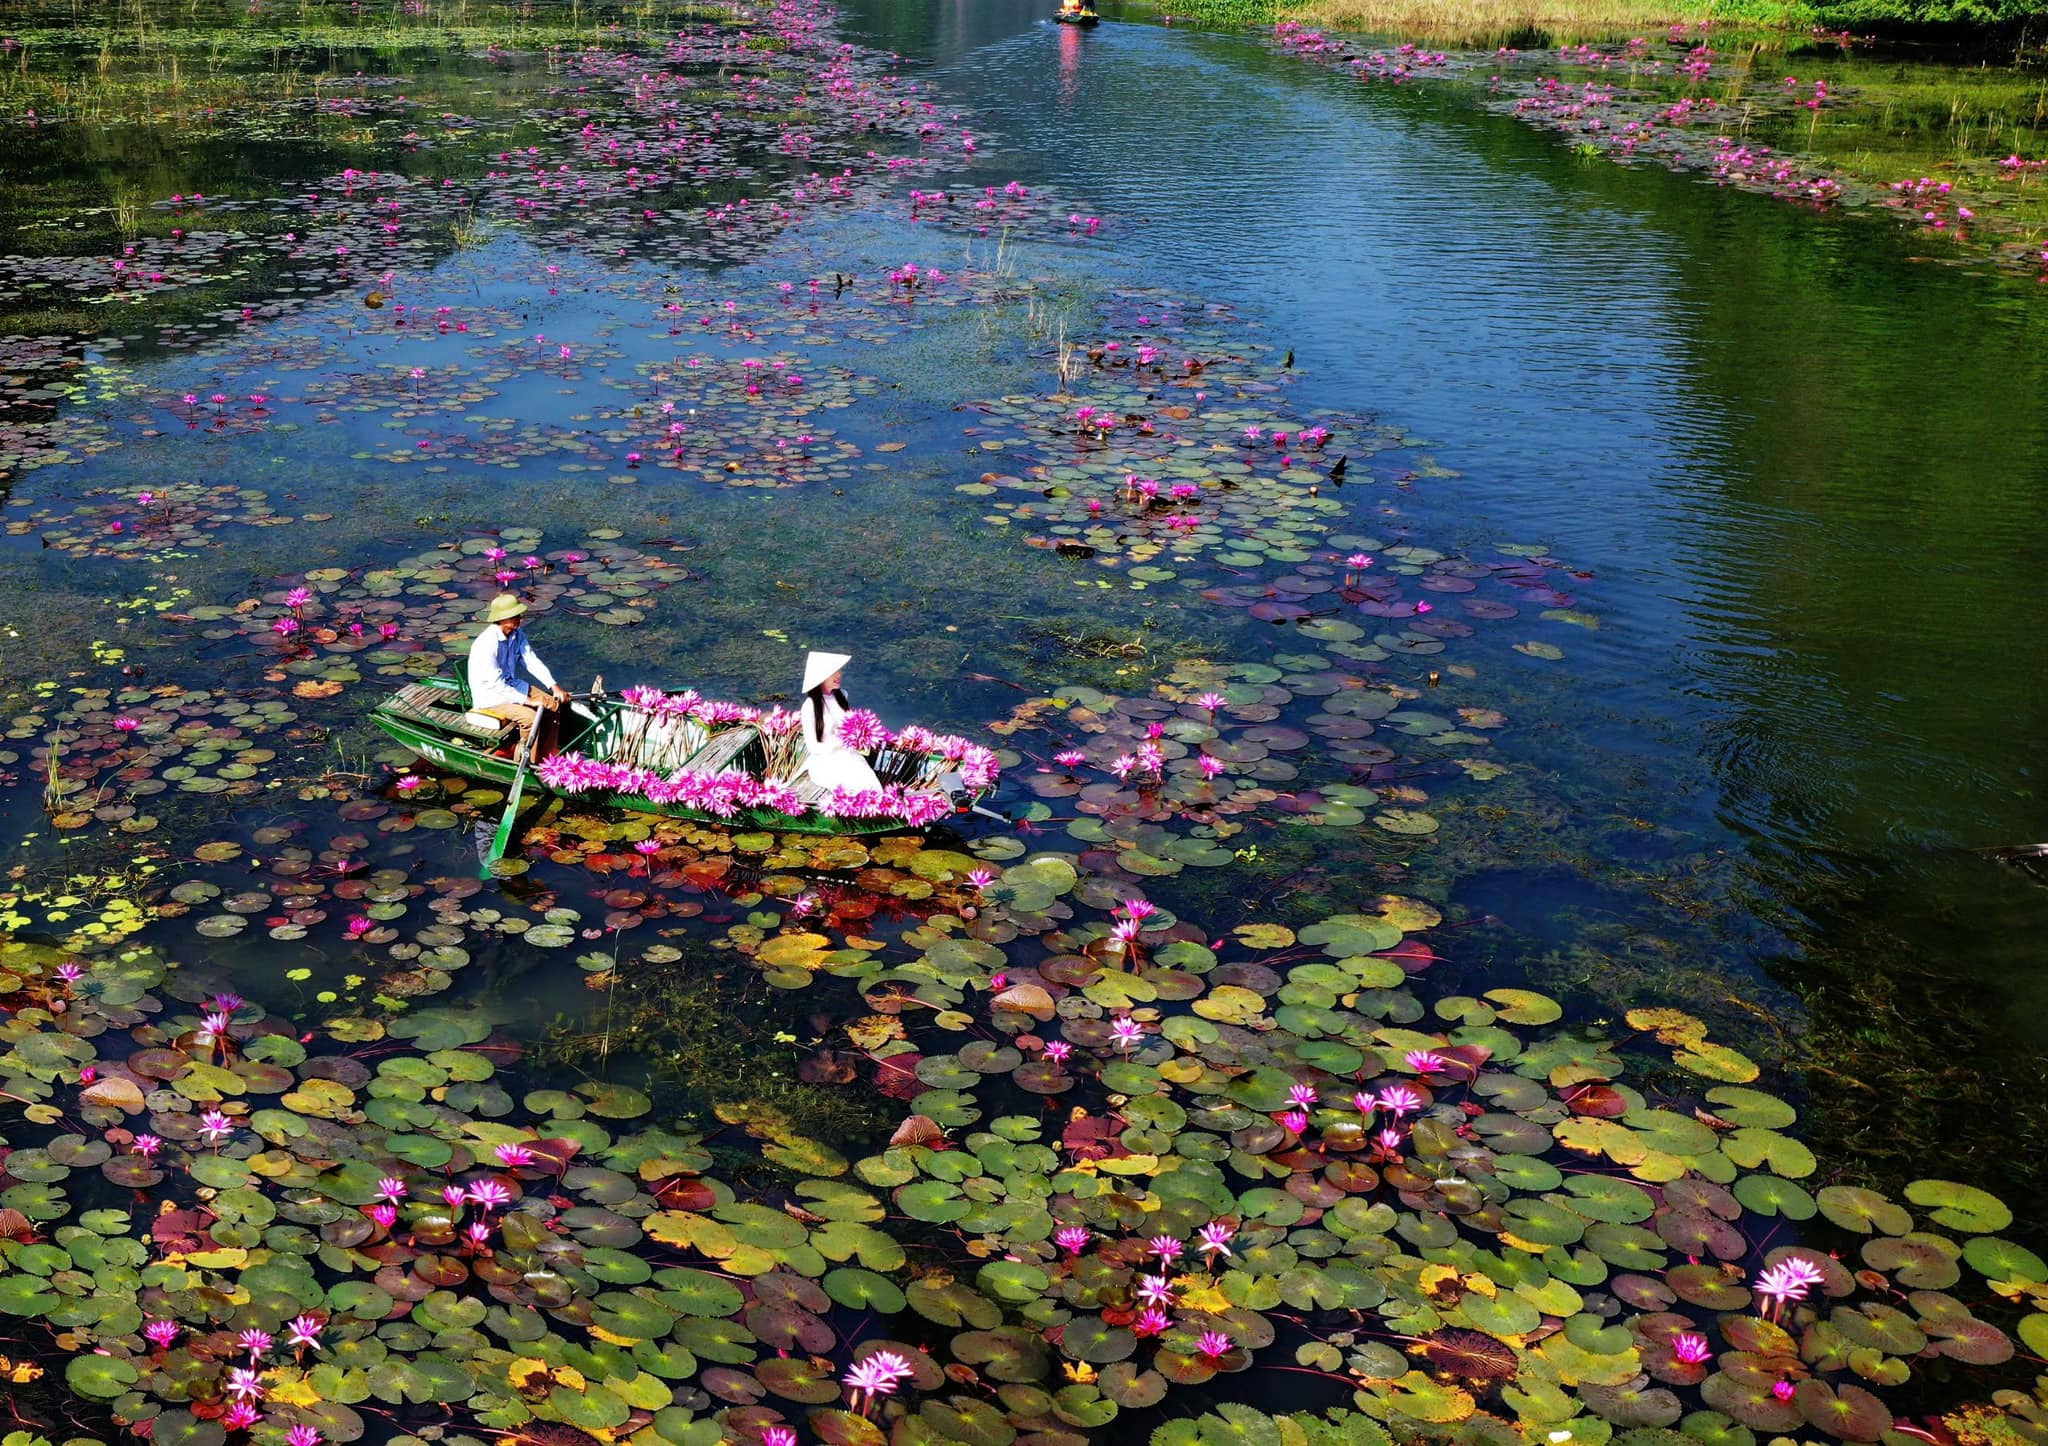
[482,728,537,877]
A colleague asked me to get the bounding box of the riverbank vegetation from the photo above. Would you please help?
[1252,11,2048,278]
[1151,0,2048,49]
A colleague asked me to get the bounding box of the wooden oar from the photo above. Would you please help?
[482,716,541,877]
[481,685,606,878]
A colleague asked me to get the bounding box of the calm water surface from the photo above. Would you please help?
[2,0,2045,1161]
[6,4,2048,1435]
[834,0,2048,1050]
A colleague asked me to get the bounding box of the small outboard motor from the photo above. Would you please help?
[938,770,1007,823]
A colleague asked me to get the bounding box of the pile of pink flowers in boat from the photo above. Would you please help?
[536,753,804,816]
[528,683,1000,824]
[535,750,956,825]
[617,684,1001,789]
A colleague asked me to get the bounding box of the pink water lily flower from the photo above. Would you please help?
[1379,1083,1423,1115]
[1755,1257,1825,1308]
[843,1349,916,1412]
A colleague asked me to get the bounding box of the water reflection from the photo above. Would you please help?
[835,0,2048,1047]
[1057,16,1085,103]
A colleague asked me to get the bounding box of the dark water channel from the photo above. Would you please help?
[834,0,2048,1112]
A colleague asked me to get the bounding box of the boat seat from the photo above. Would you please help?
[384,681,507,741]
[682,725,759,773]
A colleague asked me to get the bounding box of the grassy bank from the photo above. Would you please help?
[1282,0,1731,44]
[1152,0,2048,47]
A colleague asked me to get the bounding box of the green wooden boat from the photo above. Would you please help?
[1054,8,1101,23]
[371,676,993,837]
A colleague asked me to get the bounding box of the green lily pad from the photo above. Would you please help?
[1905,1178,2012,1234]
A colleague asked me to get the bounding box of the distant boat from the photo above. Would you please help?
[1055,8,1101,24]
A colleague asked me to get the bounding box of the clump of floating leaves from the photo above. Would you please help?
[5,841,2048,1446]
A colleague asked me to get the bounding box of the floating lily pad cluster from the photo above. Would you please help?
[0,0,1095,451]
[988,660,1497,864]
[949,307,1594,667]
[5,483,315,561]
[0,334,118,480]
[3,686,299,834]
[187,527,684,691]
[5,838,2048,1446]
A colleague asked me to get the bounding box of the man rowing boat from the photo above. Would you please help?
[467,594,567,757]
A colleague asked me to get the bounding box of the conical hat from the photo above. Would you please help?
[802,651,851,693]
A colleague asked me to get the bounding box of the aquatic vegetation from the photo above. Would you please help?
[195,527,684,681]
[2,0,2045,1442]
[5,685,301,836]
[1267,22,2048,281]
[7,832,2048,1446]
[5,482,309,559]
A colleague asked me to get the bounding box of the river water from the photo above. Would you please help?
[838,0,2048,1077]
[4,0,2048,1435]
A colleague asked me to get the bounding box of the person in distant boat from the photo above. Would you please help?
[799,650,882,794]
[468,595,567,756]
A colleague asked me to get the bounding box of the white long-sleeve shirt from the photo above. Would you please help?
[466,624,557,711]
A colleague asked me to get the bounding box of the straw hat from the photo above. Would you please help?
[803,651,851,693]
[484,595,527,624]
